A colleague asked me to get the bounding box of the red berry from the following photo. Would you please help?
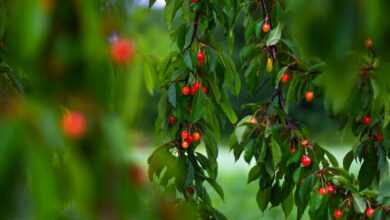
[262,22,271,33]
[62,111,87,139]
[201,86,207,94]
[300,155,312,167]
[374,133,384,142]
[181,130,190,139]
[110,38,135,64]
[181,141,189,149]
[327,184,335,194]
[182,86,191,96]
[192,132,201,142]
[362,115,372,126]
[333,209,343,219]
[197,51,205,66]
[305,91,314,102]
[168,115,177,125]
[191,0,199,3]
[281,72,290,84]
[366,207,375,218]
[191,82,201,95]
[318,187,328,195]
[185,135,193,144]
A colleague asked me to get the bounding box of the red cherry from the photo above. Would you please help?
[362,115,372,126]
[327,184,335,194]
[318,187,328,195]
[181,130,190,139]
[197,51,205,66]
[62,111,87,139]
[374,133,384,142]
[192,132,201,142]
[185,135,193,144]
[110,38,135,64]
[191,82,201,95]
[191,0,199,3]
[182,86,191,96]
[281,72,290,84]
[181,141,189,149]
[168,115,177,125]
[262,22,271,33]
[366,207,375,218]
[201,86,207,94]
[333,209,343,219]
[128,164,147,187]
[300,155,312,167]
[305,91,314,102]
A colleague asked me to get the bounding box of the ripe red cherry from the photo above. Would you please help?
[181,130,190,139]
[185,135,193,144]
[168,115,177,125]
[374,133,384,142]
[327,184,335,194]
[192,132,201,142]
[186,186,195,194]
[201,86,207,94]
[281,72,290,84]
[62,111,87,139]
[366,207,375,218]
[191,0,199,3]
[110,38,135,64]
[305,91,314,102]
[300,155,312,167]
[318,187,328,195]
[182,86,190,96]
[333,209,343,219]
[191,82,201,95]
[197,51,205,66]
[262,22,271,33]
[181,141,190,149]
[361,115,372,126]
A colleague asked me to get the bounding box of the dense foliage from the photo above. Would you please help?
[149,0,390,219]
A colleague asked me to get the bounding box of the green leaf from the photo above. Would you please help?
[207,178,225,200]
[343,150,354,171]
[256,188,271,211]
[219,92,237,124]
[184,51,194,71]
[191,91,206,122]
[217,51,241,96]
[168,84,177,107]
[144,60,156,95]
[266,24,283,46]
[271,138,282,168]
[282,193,294,219]
[248,164,262,183]
[352,193,366,213]
[323,148,339,167]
